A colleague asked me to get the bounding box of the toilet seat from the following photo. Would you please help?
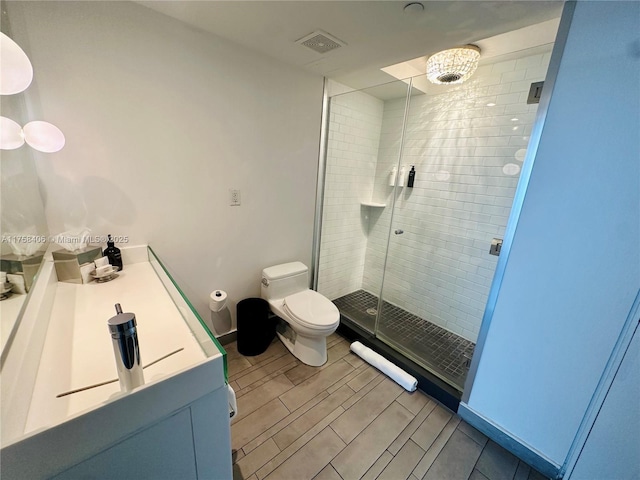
[283,290,339,330]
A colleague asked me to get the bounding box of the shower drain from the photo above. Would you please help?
[366,308,378,316]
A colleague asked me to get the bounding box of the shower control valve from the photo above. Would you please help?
[490,238,503,256]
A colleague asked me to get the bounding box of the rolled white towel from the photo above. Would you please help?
[350,341,418,392]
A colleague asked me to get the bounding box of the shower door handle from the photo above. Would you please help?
[394,229,404,235]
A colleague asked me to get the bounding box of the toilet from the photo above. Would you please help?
[261,262,339,366]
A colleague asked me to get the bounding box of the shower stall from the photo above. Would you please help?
[315,45,553,399]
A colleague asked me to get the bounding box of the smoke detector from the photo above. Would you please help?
[296,30,346,54]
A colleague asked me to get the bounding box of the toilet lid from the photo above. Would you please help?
[283,290,339,329]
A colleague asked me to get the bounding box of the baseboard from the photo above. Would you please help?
[458,402,562,479]
[216,330,237,346]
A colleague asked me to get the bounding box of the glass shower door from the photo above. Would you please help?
[316,79,409,334]
[376,45,551,391]
[375,75,480,391]
[369,76,479,391]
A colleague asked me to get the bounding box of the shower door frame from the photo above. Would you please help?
[314,75,484,396]
[311,77,467,408]
[371,78,414,338]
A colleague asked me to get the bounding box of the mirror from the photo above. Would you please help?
[0,22,49,354]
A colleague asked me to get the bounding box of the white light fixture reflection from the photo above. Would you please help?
[0,116,25,149]
[23,121,66,153]
[0,32,34,95]
[426,45,481,85]
[503,163,521,176]
[435,170,451,181]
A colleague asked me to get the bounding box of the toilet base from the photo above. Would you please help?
[276,323,327,367]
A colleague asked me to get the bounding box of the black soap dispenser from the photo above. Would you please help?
[407,165,416,188]
[104,234,123,271]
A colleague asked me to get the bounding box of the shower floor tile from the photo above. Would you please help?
[332,290,475,391]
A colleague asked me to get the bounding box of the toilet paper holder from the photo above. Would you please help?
[209,290,228,312]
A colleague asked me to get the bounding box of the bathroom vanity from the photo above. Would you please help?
[0,246,232,479]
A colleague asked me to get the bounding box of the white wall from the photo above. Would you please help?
[466,0,640,468]
[317,90,383,300]
[567,326,639,479]
[7,1,323,331]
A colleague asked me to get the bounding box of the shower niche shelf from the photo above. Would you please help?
[360,201,386,208]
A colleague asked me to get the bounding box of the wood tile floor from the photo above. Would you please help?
[227,333,549,480]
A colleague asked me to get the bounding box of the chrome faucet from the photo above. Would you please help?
[108,303,144,392]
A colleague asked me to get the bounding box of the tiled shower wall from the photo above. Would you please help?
[363,50,551,341]
[317,91,384,300]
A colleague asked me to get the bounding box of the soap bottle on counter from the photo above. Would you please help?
[104,234,123,271]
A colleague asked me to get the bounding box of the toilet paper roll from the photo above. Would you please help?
[350,341,418,392]
[209,290,228,312]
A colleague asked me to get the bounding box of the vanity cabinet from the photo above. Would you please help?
[0,246,232,480]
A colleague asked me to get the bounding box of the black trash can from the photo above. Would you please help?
[237,297,275,356]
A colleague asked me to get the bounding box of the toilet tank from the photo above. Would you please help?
[261,262,309,300]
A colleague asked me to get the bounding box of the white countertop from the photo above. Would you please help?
[25,261,213,434]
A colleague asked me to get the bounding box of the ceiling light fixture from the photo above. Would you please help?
[0,116,25,149]
[0,33,66,154]
[426,45,481,85]
[23,121,66,153]
[0,32,34,95]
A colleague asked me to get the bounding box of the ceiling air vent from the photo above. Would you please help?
[296,30,346,54]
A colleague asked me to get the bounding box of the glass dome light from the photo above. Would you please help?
[426,45,481,85]
[0,32,34,95]
[0,116,25,150]
[23,121,65,153]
